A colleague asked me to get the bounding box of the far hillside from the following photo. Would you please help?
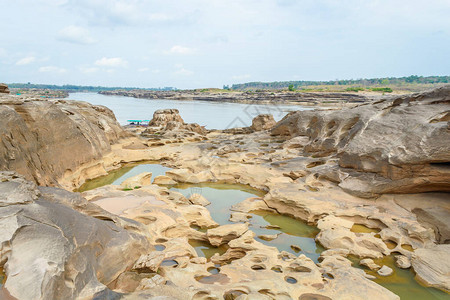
[230,75,450,93]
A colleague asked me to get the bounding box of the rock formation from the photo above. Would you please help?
[0,95,128,186]
[251,114,276,131]
[142,109,207,137]
[0,83,9,94]
[0,87,448,299]
[99,89,370,106]
[0,172,149,299]
[272,85,450,197]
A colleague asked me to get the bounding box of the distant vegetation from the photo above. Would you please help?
[7,83,176,92]
[231,75,450,92]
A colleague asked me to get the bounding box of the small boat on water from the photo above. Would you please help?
[126,120,150,126]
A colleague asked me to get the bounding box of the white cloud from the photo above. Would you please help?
[232,74,251,80]
[169,45,195,55]
[152,69,161,74]
[16,56,36,65]
[57,26,96,45]
[138,67,149,72]
[94,57,128,68]
[0,48,6,57]
[39,66,67,73]
[174,68,194,76]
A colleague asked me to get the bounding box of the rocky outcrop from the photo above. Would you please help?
[142,109,207,137]
[99,89,370,105]
[0,95,128,186]
[0,83,9,94]
[251,114,276,131]
[0,172,149,299]
[148,109,184,126]
[271,85,450,197]
[411,245,450,292]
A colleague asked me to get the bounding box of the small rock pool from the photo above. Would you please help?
[76,162,450,300]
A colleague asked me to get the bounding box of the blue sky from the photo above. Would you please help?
[1,0,449,89]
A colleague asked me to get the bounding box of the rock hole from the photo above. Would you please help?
[207,267,220,275]
[154,245,166,251]
[155,238,168,243]
[299,293,332,300]
[160,259,178,267]
[251,264,266,270]
[271,266,283,273]
[196,273,230,285]
[285,276,297,284]
[223,290,247,300]
[401,244,414,252]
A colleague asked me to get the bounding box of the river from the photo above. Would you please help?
[68,92,312,129]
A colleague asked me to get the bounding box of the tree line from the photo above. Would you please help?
[7,83,176,92]
[231,75,450,90]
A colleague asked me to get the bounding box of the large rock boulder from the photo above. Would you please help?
[411,244,450,292]
[143,108,207,136]
[0,172,149,299]
[271,86,450,197]
[0,97,128,186]
[251,114,276,131]
[148,109,184,126]
[0,83,9,94]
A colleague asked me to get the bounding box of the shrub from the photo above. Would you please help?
[371,87,393,93]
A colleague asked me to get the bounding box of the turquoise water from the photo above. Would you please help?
[77,162,171,192]
[68,92,311,129]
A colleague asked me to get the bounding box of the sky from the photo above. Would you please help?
[1,0,449,89]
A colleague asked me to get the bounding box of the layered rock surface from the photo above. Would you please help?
[0,172,149,299]
[0,83,9,94]
[0,94,128,186]
[272,86,450,197]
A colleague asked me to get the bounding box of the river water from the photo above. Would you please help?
[68,92,312,129]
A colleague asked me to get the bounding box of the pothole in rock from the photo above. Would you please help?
[287,263,311,273]
[207,267,220,275]
[285,276,297,284]
[160,259,178,267]
[350,224,381,234]
[155,238,168,243]
[251,264,266,271]
[223,289,248,299]
[271,266,283,273]
[188,240,228,259]
[323,273,334,279]
[195,273,230,285]
[154,245,166,251]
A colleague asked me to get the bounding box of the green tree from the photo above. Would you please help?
[288,84,295,91]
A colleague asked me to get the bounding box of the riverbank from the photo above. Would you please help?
[99,89,374,107]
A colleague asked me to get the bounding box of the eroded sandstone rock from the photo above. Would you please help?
[207,223,249,246]
[271,86,450,197]
[251,114,276,131]
[411,244,450,292]
[0,83,9,94]
[0,96,128,187]
[0,172,148,299]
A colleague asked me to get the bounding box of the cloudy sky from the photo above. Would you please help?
[1,0,449,89]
